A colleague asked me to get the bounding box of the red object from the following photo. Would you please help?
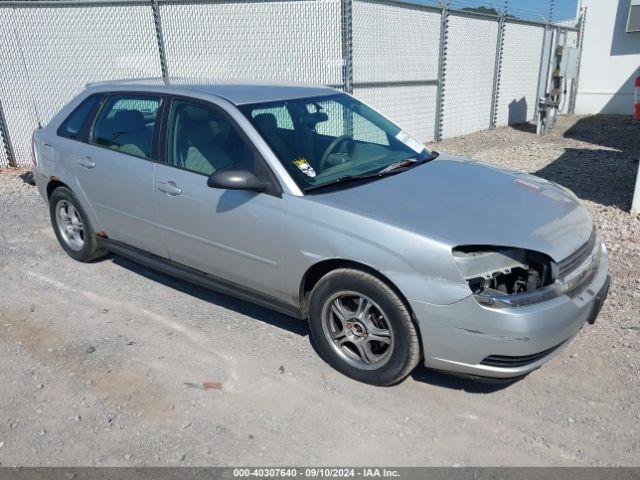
[635,76,640,120]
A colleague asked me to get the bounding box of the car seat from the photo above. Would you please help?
[183,119,234,175]
[254,113,294,162]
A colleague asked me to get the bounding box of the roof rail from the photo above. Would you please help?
[85,77,168,88]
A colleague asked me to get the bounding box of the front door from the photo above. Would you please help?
[153,98,284,299]
[74,93,165,257]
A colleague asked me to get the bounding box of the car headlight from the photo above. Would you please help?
[452,246,560,308]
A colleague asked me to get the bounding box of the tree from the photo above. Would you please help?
[461,6,517,18]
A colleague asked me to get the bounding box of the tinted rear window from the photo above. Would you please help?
[57,95,100,140]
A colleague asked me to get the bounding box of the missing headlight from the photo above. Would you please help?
[453,247,554,296]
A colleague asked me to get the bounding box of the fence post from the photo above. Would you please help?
[0,99,17,168]
[340,0,354,95]
[490,0,508,129]
[568,6,586,114]
[434,1,449,141]
[151,0,169,82]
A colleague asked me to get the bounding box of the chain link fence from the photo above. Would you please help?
[441,11,500,138]
[0,0,162,166]
[0,0,579,168]
[495,20,546,127]
[352,0,440,142]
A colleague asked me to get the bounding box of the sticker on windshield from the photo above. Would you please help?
[395,131,424,154]
[293,157,316,178]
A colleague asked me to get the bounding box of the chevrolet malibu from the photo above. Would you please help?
[32,80,610,386]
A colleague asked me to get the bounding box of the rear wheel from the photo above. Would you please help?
[49,187,105,262]
[308,268,421,386]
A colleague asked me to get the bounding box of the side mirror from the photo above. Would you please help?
[207,166,268,192]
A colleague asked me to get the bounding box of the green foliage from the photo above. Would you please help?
[461,6,517,18]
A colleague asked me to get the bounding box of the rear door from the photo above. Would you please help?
[74,93,166,257]
[153,97,285,299]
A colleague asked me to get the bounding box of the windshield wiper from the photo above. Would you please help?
[303,151,440,193]
[378,151,440,175]
[303,174,373,192]
[377,158,416,174]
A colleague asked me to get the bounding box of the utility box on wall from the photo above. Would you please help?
[559,47,581,79]
[628,0,640,32]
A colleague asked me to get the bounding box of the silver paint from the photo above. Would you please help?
[34,81,609,379]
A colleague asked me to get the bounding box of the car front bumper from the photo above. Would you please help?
[411,244,609,379]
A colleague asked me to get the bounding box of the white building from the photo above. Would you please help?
[575,0,640,115]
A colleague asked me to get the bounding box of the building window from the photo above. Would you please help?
[627,0,640,33]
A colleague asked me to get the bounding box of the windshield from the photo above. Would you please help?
[239,93,431,191]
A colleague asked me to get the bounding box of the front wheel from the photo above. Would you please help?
[308,268,421,386]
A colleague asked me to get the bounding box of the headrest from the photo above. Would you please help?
[112,110,146,132]
[254,113,278,132]
[209,119,223,137]
[184,105,209,121]
[301,110,328,126]
[189,120,213,145]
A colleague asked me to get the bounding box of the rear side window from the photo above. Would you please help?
[57,95,100,140]
[93,95,161,159]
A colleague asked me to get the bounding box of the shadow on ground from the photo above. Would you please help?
[410,365,522,393]
[110,254,309,337]
[563,114,638,152]
[535,115,639,211]
[109,253,521,392]
[509,122,537,134]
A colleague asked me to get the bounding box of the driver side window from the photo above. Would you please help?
[167,100,255,176]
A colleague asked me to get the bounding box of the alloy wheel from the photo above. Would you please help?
[321,291,394,370]
[55,200,85,251]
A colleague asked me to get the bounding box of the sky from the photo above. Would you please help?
[422,0,581,22]
[509,0,580,21]
[555,0,580,20]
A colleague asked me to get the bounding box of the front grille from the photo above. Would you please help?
[557,229,597,278]
[480,341,566,368]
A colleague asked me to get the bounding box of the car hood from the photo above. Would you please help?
[306,154,593,262]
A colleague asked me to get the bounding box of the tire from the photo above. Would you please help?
[49,186,106,262]
[308,268,421,386]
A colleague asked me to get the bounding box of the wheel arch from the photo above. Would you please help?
[46,178,71,200]
[46,177,105,236]
[299,258,414,318]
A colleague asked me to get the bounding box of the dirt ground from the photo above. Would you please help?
[0,115,638,466]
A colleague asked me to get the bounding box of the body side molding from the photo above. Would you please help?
[98,237,304,319]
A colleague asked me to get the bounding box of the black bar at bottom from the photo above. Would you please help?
[0,468,638,480]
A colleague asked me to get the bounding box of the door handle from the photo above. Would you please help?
[77,156,95,169]
[156,181,182,196]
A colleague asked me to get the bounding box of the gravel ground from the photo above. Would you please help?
[0,114,638,466]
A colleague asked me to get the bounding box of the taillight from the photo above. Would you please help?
[31,129,37,166]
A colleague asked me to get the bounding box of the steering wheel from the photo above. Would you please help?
[319,135,354,172]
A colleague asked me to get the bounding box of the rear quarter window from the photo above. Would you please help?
[57,95,101,140]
